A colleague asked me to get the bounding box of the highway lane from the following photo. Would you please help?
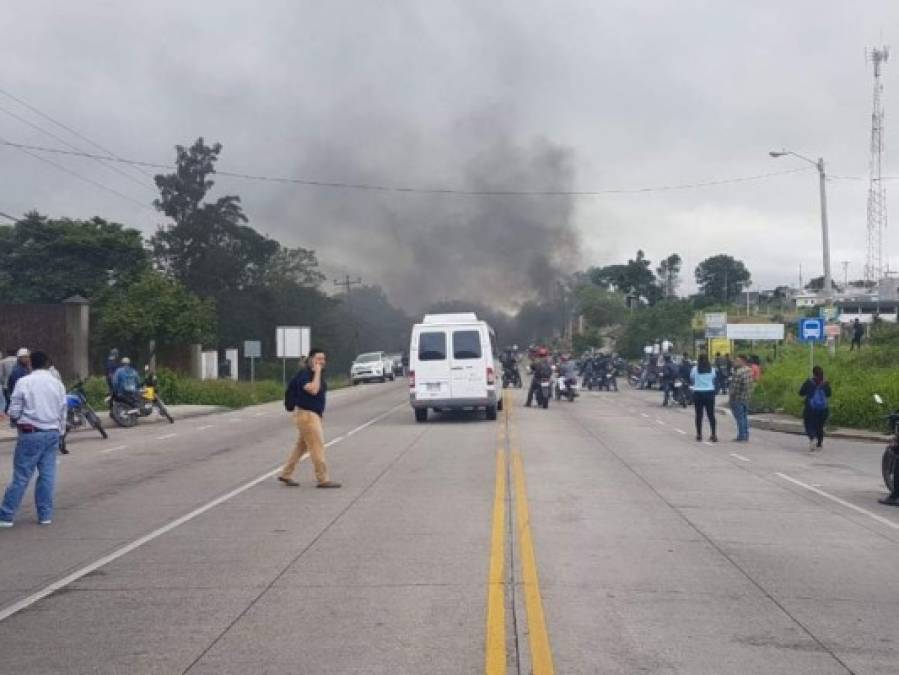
[1,380,899,672]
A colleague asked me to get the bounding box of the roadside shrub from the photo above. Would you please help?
[76,369,346,410]
[752,345,899,431]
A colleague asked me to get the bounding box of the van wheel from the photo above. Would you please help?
[415,408,428,423]
[486,404,497,421]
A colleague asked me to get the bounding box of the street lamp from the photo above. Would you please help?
[769,149,832,302]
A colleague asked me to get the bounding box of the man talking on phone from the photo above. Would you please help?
[279,349,341,489]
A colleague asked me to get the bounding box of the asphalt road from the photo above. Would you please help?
[0,380,897,673]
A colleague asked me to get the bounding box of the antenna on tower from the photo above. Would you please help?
[865,45,889,283]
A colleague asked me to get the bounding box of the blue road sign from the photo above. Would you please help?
[798,318,825,343]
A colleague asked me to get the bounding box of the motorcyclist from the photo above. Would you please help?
[500,348,520,386]
[113,357,142,405]
[660,355,677,406]
[525,347,553,407]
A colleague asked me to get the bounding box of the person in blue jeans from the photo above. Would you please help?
[690,353,718,442]
[729,355,754,442]
[0,351,67,528]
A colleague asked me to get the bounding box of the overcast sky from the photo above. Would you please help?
[2,1,898,308]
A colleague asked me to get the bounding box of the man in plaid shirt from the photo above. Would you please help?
[729,354,754,442]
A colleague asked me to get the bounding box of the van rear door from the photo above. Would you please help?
[450,327,487,400]
[413,328,451,400]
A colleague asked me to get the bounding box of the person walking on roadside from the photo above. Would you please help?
[729,355,754,442]
[799,366,831,452]
[0,351,67,528]
[278,348,341,489]
[691,354,718,442]
[850,318,865,351]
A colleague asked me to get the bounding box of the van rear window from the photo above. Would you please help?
[418,332,447,361]
[453,330,482,359]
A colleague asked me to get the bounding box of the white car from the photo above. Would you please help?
[351,351,395,385]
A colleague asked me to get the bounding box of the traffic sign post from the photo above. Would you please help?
[276,326,311,385]
[798,318,825,370]
[244,340,262,384]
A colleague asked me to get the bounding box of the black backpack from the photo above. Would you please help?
[284,375,298,412]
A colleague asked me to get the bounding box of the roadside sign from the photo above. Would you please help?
[276,326,310,358]
[244,340,262,358]
[726,323,785,341]
[708,337,732,357]
[704,313,727,338]
[825,324,842,338]
[798,318,825,343]
[819,306,837,321]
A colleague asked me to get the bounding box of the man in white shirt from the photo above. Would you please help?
[0,351,67,527]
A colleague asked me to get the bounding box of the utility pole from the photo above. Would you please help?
[334,274,362,296]
[841,260,850,289]
[335,275,363,357]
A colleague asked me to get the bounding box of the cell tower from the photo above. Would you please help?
[866,46,889,283]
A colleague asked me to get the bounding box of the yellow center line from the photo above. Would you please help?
[509,402,555,675]
[484,392,508,675]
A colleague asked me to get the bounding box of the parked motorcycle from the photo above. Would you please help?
[109,368,174,428]
[874,394,899,492]
[60,380,107,453]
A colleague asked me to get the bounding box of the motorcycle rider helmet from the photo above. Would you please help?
[537,347,548,357]
[121,357,131,365]
[16,348,29,357]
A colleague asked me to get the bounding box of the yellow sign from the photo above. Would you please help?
[708,337,732,356]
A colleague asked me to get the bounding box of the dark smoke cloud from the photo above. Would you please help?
[257,125,581,312]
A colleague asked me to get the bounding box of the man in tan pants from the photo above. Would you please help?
[279,349,341,488]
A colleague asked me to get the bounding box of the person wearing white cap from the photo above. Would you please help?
[4,349,30,425]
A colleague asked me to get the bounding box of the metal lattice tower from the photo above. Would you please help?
[866,46,889,283]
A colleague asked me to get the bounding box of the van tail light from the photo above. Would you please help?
[486,367,495,385]
[409,371,416,388]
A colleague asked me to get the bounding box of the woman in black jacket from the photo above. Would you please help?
[799,365,832,452]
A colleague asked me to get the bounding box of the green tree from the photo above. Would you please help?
[575,285,626,330]
[694,254,752,303]
[589,250,661,305]
[151,138,279,298]
[656,253,682,298]
[0,212,147,303]
[617,299,694,358]
[95,270,216,360]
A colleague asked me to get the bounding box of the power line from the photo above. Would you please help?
[0,87,156,181]
[0,102,156,194]
[0,211,19,222]
[0,136,154,211]
[0,139,818,197]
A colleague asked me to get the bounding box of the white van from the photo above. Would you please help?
[408,313,503,422]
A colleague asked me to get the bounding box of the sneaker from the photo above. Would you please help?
[38,519,51,525]
[696,434,702,441]
[710,434,718,443]
[879,496,899,506]
[0,520,12,528]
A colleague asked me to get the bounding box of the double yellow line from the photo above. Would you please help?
[485,391,555,674]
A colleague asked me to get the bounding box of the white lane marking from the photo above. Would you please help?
[254,412,267,417]
[0,402,405,624]
[640,413,650,418]
[156,433,177,440]
[99,445,127,454]
[730,452,751,462]
[777,472,899,531]
[674,428,687,435]
[228,418,243,423]
[703,441,714,446]
[655,419,666,426]
[197,425,212,432]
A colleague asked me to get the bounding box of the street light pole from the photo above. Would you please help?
[769,150,833,303]
[816,157,833,302]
